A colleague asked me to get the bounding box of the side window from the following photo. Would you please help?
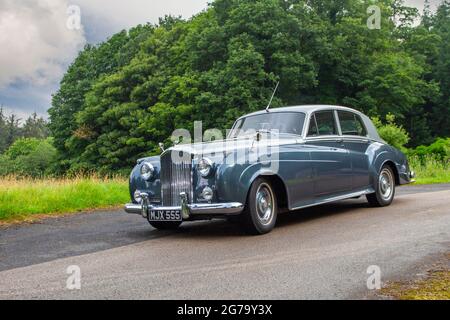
[354,115,368,137]
[307,115,319,136]
[314,111,338,136]
[338,111,367,137]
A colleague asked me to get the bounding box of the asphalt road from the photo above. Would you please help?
[0,184,449,299]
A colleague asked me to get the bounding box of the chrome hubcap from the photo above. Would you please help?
[255,183,274,225]
[379,169,394,201]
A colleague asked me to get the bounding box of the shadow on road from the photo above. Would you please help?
[0,196,409,271]
[174,198,376,238]
[277,199,371,228]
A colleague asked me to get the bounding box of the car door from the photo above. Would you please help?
[305,110,352,197]
[336,111,371,190]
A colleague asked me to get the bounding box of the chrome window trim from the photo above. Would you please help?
[304,135,377,143]
[340,135,374,143]
[334,110,343,136]
[304,135,341,142]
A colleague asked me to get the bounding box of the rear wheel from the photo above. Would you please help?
[148,221,182,230]
[366,165,396,207]
[241,178,278,235]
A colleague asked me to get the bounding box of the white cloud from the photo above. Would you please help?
[0,0,86,89]
[74,0,208,30]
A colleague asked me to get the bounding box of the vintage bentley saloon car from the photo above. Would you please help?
[125,105,415,234]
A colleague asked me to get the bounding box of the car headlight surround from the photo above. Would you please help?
[140,162,155,181]
[198,157,214,178]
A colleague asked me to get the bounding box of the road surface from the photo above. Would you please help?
[0,184,449,299]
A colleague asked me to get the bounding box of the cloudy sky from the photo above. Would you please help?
[0,0,439,120]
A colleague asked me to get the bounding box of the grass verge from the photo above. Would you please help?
[380,255,450,300]
[0,176,129,224]
[409,156,450,185]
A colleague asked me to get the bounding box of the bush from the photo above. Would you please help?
[372,114,410,152]
[0,138,57,177]
[0,154,15,176]
[409,138,450,163]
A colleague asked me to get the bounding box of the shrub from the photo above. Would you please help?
[372,113,410,152]
[409,138,450,163]
[0,138,57,177]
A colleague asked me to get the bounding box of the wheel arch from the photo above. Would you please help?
[381,160,400,186]
[245,172,289,211]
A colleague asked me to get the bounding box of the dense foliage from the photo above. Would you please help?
[372,114,410,152]
[0,109,49,153]
[47,0,450,173]
[0,138,57,177]
[409,138,450,162]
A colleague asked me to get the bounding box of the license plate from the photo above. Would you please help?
[148,210,182,222]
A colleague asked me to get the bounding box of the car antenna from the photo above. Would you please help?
[265,81,280,112]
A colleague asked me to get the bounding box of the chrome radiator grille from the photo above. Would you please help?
[160,151,192,206]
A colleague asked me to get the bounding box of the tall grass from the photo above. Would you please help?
[408,155,450,185]
[0,175,129,222]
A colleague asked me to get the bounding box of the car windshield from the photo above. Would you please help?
[229,112,306,138]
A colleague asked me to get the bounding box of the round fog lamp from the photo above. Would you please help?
[134,190,143,204]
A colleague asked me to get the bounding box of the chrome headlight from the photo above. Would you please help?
[198,158,213,177]
[140,162,155,181]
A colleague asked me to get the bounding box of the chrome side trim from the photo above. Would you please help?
[290,189,373,211]
[304,136,377,143]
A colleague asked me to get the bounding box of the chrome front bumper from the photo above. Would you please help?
[124,192,244,219]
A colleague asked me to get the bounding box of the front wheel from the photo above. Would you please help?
[149,221,182,230]
[241,178,278,235]
[366,165,396,207]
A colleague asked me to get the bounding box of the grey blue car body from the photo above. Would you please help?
[125,105,414,234]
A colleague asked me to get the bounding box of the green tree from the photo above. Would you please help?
[0,107,7,153]
[48,0,450,172]
[5,114,21,148]
[1,138,57,177]
[48,25,154,172]
[22,113,49,139]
